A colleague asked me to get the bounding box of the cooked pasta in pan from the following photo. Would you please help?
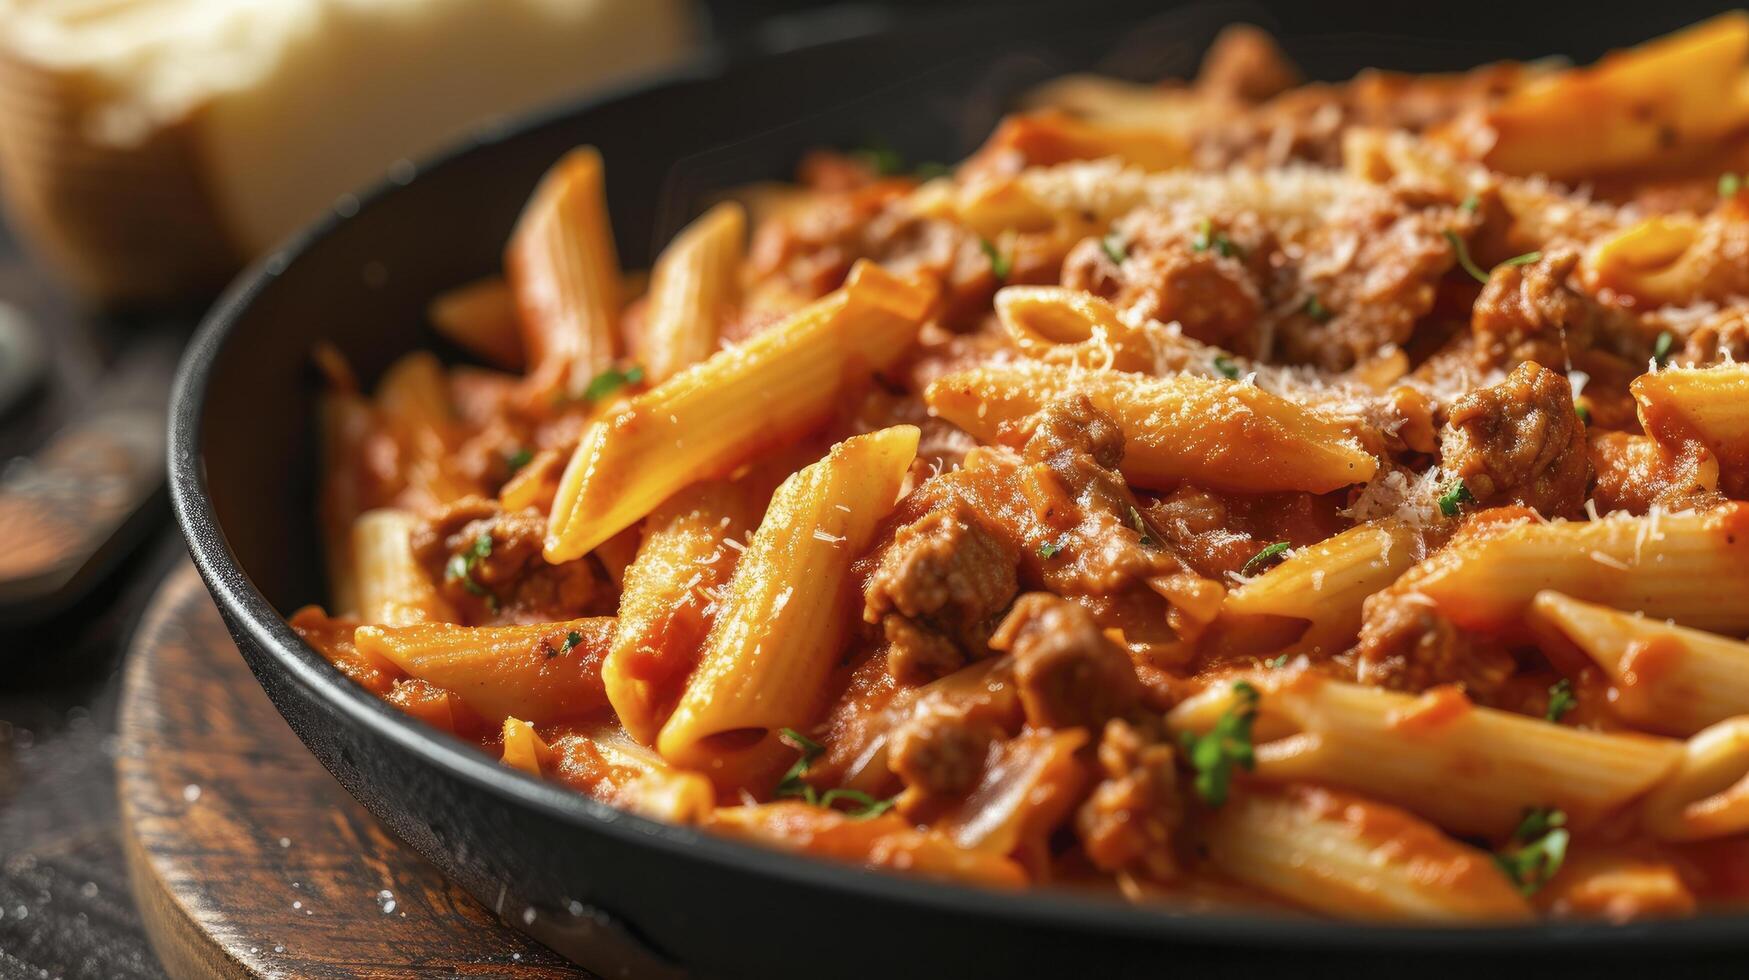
[293,15,1749,922]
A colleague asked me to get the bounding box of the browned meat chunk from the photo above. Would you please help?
[1353,590,1514,696]
[1470,252,1598,369]
[1076,717,1182,881]
[1062,231,1262,348]
[412,496,614,624]
[990,593,1144,730]
[1439,362,1591,519]
[864,506,1019,685]
[888,710,999,816]
[1195,24,1300,103]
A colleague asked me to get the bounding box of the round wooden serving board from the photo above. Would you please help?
[115,561,592,979]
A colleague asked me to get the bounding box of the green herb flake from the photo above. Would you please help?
[1266,654,1291,669]
[775,727,825,804]
[1500,250,1543,268]
[1036,539,1065,560]
[1437,479,1474,518]
[1302,295,1334,323]
[1212,354,1241,380]
[561,630,583,654]
[1653,330,1675,367]
[1100,233,1128,265]
[1444,229,1491,284]
[818,788,899,820]
[980,239,1011,282]
[1460,193,1481,213]
[1180,680,1261,807]
[1241,541,1291,577]
[1575,401,1592,426]
[582,364,646,403]
[914,161,952,181]
[854,143,903,176]
[1127,505,1157,548]
[445,531,495,604]
[506,447,535,474]
[1494,807,1570,895]
[1192,217,1241,258]
[1721,172,1743,198]
[1545,678,1576,723]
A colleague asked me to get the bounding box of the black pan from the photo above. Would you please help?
[169,3,1749,976]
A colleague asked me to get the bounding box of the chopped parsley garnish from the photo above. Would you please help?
[914,161,952,180]
[1446,231,1537,283]
[775,728,895,818]
[1545,678,1576,723]
[1653,330,1675,367]
[853,143,903,176]
[980,239,1011,282]
[1036,539,1064,559]
[1460,193,1481,213]
[1499,250,1543,268]
[1721,172,1744,197]
[1494,807,1570,895]
[561,630,583,654]
[1192,218,1241,258]
[445,532,495,604]
[1100,233,1128,265]
[1574,402,1592,426]
[1437,479,1474,518]
[1180,680,1260,807]
[1266,654,1291,669]
[1302,295,1334,323]
[1212,354,1241,379]
[582,364,645,402]
[1127,505,1157,547]
[1241,541,1292,577]
[506,447,535,474]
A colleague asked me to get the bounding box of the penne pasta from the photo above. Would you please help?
[638,201,745,384]
[1529,591,1749,736]
[317,390,373,617]
[1219,519,1420,656]
[506,146,622,398]
[1640,718,1749,842]
[604,477,763,744]
[351,508,456,627]
[428,276,525,371]
[1392,505,1749,635]
[544,261,931,562]
[500,717,553,777]
[708,802,1027,888]
[1168,673,1683,836]
[548,722,717,824]
[1633,364,1749,496]
[1197,784,1533,922]
[925,362,1377,494]
[657,426,919,787]
[354,617,613,726]
[994,285,1155,372]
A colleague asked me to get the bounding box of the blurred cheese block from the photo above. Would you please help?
[0,0,694,304]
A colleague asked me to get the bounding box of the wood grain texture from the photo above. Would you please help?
[115,561,591,979]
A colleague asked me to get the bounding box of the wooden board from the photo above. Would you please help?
[115,561,592,979]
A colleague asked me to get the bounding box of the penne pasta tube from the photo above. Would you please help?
[1633,364,1749,495]
[1542,850,1697,922]
[374,351,475,507]
[638,201,745,384]
[506,146,622,397]
[545,261,931,562]
[317,390,374,617]
[708,802,1027,888]
[1197,784,1533,922]
[604,477,763,744]
[1220,519,1419,656]
[500,717,553,777]
[1395,505,1749,635]
[548,722,717,824]
[925,362,1377,494]
[1640,717,1749,842]
[352,508,456,627]
[1168,673,1683,836]
[1529,591,1749,736]
[428,276,525,371]
[994,285,1155,372]
[657,426,919,787]
[354,618,614,726]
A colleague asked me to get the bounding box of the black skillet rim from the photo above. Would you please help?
[165,19,1749,960]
